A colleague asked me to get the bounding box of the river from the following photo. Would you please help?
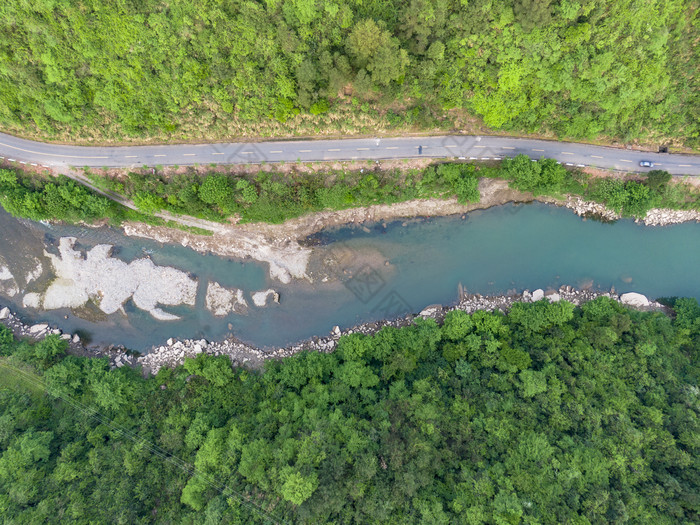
[0,203,698,351]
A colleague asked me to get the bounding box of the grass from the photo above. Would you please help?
[0,357,46,398]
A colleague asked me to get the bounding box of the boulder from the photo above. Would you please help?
[547,293,561,303]
[620,292,650,307]
[167,338,174,346]
[0,307,9,320]
[29,323,49,334]
[332,325,341,336]
[531,289,545,301]
[72,334,80,343]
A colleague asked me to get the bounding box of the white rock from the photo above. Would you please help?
[251,289,280,307]
[205,281,248,316]
[38,238,196,320]
[23,293,42,309]
[29,323,49,334]
[60,334,71,340]
[332,325,341,336]
[167,338,175,346]
[193,344,203,354]
[620,292,650,307]
[0,307,9,320]
[72,334,80,343]
[547,293,561,302]
[531,289,545,301]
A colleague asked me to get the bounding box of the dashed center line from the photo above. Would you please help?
[591,155,603,159]
[125,155,138,158]
[183,153,196,156]
[445,145,457,148]
[357,148,369,151]
[239,152,253,155]
[679,164,692,167]
[212,152,225,155]
[619,159,633,163]
[299,149,311,153]
[154,154,166,157]
[532,149,545,152]
[269,150,283,154]
[502,146,515,149]
[474,145,486,148]
[385,146,399,150]
[327,148,341,152]
[561,152,574,155]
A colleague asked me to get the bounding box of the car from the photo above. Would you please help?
[639,160,654,168]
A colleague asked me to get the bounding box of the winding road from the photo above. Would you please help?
[0,132,698,175]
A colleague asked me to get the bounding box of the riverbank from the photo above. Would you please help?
[122,178,700,284]
[0,287,668,375]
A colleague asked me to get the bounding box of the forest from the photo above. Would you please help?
[0,297,698,523]
[0,0,698,145]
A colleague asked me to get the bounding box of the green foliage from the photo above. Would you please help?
[0,300,698,523]
[0,0,696,146]
[502,155,567,195]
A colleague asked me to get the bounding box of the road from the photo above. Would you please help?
[0,132,698,175]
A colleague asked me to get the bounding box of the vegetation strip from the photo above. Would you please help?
[0,294,698,522]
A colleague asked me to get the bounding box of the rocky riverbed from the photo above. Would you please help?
[0,286,668,375]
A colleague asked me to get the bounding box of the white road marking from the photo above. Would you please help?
[619,159,633,163]
[212,152,225,155]
[357,148,369,151]
[154,154,166,157]
[445,145,457,148]
[474,145,486,148]
[328,148,341,152]
[269,150,283,154]
[125,155,138,158]
[561,152,574,155]
[183,154,196,156]
[532,149,545,152]
[591,155,603,159]
[679,164,692,167]
[385,147,399,150]
[0,141,108,159]
[502,146,515,149]
[299,150,311,153]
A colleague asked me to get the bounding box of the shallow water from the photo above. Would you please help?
[0,203,699,351]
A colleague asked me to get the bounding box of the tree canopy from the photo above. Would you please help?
[0,0,697,145]
[0,297,698,523]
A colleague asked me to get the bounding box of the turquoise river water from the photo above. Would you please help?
[0,203,698,351]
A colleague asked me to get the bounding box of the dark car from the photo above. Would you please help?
[639,160,654,168]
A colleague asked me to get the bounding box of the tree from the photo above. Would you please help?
[279,469,318,505]
[199,175,234,210]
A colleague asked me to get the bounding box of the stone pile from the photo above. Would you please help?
[641,208,700,227]
[562,197,620,222]
[0,285,669,377]
[0,304,84,350]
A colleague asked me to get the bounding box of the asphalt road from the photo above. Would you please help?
[0,132,698,175]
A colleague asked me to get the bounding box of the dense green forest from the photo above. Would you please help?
[0,0,698,145]
[0,297,698,522]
